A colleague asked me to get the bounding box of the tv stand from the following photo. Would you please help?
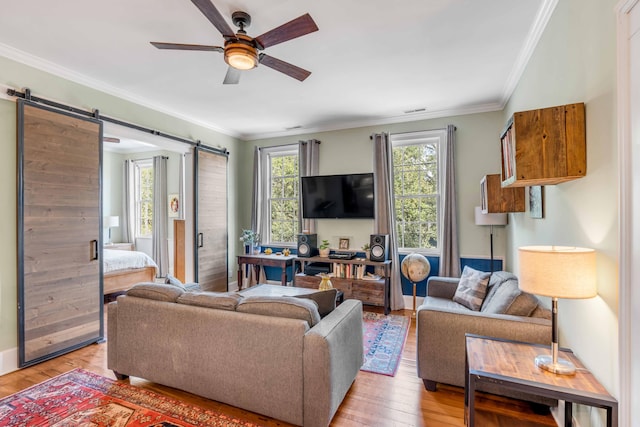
[294,256,391,315]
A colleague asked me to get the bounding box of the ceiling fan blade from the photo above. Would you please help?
[151,42,223,52]
[255,13,318,49]
[259,54,311,81]
[223,67,241,85]
[103,137,120,143]
[190,0,235,38]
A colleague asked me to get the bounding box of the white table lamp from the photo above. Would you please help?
[518,245,597,375]
[105,216,120,244]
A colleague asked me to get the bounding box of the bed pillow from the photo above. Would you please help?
[236,296,321,327]
[126,283,183,302]
[452,266,490,311]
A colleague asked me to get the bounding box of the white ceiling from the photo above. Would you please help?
[0,0,552,141]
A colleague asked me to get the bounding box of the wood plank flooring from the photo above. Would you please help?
[0,306,557,426]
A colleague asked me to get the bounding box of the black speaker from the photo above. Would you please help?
[369,234,389,262]
[297,233,318,257]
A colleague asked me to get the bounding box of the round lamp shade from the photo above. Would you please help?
[401,253,431,283]
[518,245,597,299]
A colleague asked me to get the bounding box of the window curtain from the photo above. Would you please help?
[153,155,169,277]
[121,159,134,244]
[439,125,460,277]
[372,132,404,311]
[178,154,185,219]
[298,139,320,233]
[250,147,263,242]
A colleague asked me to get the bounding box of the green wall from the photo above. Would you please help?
[503,0,618,423]
[0,55,241,365]
[242,111,505,257]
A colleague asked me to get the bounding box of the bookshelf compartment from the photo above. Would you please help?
[501,103,586,187]
[481,174,524,213]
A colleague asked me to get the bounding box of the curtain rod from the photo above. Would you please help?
[369,126,456,140]
[7,87,229,157]
[256,140,321,151]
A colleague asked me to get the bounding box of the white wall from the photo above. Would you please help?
[0,54,240,368]
[240,111,506,260]
[503,0,618,424]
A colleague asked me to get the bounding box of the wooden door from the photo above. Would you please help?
[18,100,103,367]
[194,147,228,291]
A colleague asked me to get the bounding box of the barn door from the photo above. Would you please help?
[17,100,103,367]
[194,147,228,291]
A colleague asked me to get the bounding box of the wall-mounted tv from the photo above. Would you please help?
[301,173,375,219]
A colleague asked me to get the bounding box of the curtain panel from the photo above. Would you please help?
[121,159,134,244]
[372,132,405,311]
[152,155,169,277]
[439,125,461,277]
[299,139,320,233]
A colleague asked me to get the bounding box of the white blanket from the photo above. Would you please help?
[103,249,158,274]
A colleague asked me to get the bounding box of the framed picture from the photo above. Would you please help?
[339,238,350,250]
[529,186,544,219]
[168,194,179,218]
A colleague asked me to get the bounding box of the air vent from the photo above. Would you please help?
[285,125,303,130]
[403,108,427,114]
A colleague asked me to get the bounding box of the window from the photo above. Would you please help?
[133,159,153,237]
[261,145,299,245]
[391,129,446,253]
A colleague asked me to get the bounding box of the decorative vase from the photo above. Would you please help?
[252,245,261,255]
[319,274,333,291]
[365,249,371,260]
[245,244,251,255]
[319,248,330,257]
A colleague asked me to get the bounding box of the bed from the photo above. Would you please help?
[103,248,158,295]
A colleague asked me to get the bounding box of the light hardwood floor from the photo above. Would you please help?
[0,306,556,426]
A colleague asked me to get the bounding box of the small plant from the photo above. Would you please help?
[361,243,370,251]
[239,229,260,246]
[319,239,330,250]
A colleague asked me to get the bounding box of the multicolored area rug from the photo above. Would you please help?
[361,312,410,376]
[0,369,259,427]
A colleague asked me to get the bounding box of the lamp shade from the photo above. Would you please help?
[106,216,120,228]
[474,206,508,226]
[518,245,597,299]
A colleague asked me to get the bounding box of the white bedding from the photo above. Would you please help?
[103,249,158,274]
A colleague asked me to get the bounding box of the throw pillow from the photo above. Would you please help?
[294,289,337,318]
[481,279,539,316]
[165,274,202,292]
[237,296,321,327]
[177,291,242,311]
[126,283,184,302]
[452,266,490,311]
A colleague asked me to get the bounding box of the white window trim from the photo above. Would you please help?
[260,144,299,246]
[391,129,447,256]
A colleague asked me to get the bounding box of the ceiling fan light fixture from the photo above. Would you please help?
[224,40,258,70]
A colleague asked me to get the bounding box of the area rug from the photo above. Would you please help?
[361,312,410,376]
[0,368,259,427]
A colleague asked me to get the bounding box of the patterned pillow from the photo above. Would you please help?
[452,266,491,311]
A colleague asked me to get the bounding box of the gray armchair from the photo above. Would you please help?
[416,272,554,404]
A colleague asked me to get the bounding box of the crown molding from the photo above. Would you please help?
[499,0,559,108]
[0,42,240,139]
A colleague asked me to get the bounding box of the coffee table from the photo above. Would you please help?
[240,284,344,303]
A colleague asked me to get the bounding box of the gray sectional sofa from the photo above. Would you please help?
[416,271,554,404]
[107,284,363,427]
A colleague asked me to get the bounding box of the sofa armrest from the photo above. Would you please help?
[416,302,551,388]
[303,299,363,427]
[426,276,460,299]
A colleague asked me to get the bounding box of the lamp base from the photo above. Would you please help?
[534,354,576,375]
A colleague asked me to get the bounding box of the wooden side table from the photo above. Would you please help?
[237,253,297,289]
[465,334,618,426]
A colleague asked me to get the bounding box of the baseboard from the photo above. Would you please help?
[0,347,19,376]
[403,295,425,312]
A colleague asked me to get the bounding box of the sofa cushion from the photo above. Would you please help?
[177,291,243,311]
[126,283,184,302]
[481,271,518,311]
[294,289,337,318]
[237,296,321,326]
[452,266,490,311]
[481,279,539,316]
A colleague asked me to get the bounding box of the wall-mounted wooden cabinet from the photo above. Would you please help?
[481,174,525,213]
[501,102,586,187]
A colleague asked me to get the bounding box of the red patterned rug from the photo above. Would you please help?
[0,368,260,427]
[361,312,410,376]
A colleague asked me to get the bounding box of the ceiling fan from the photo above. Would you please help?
[150,0,319,84]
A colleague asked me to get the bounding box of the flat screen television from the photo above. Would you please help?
[301,173,375,219]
